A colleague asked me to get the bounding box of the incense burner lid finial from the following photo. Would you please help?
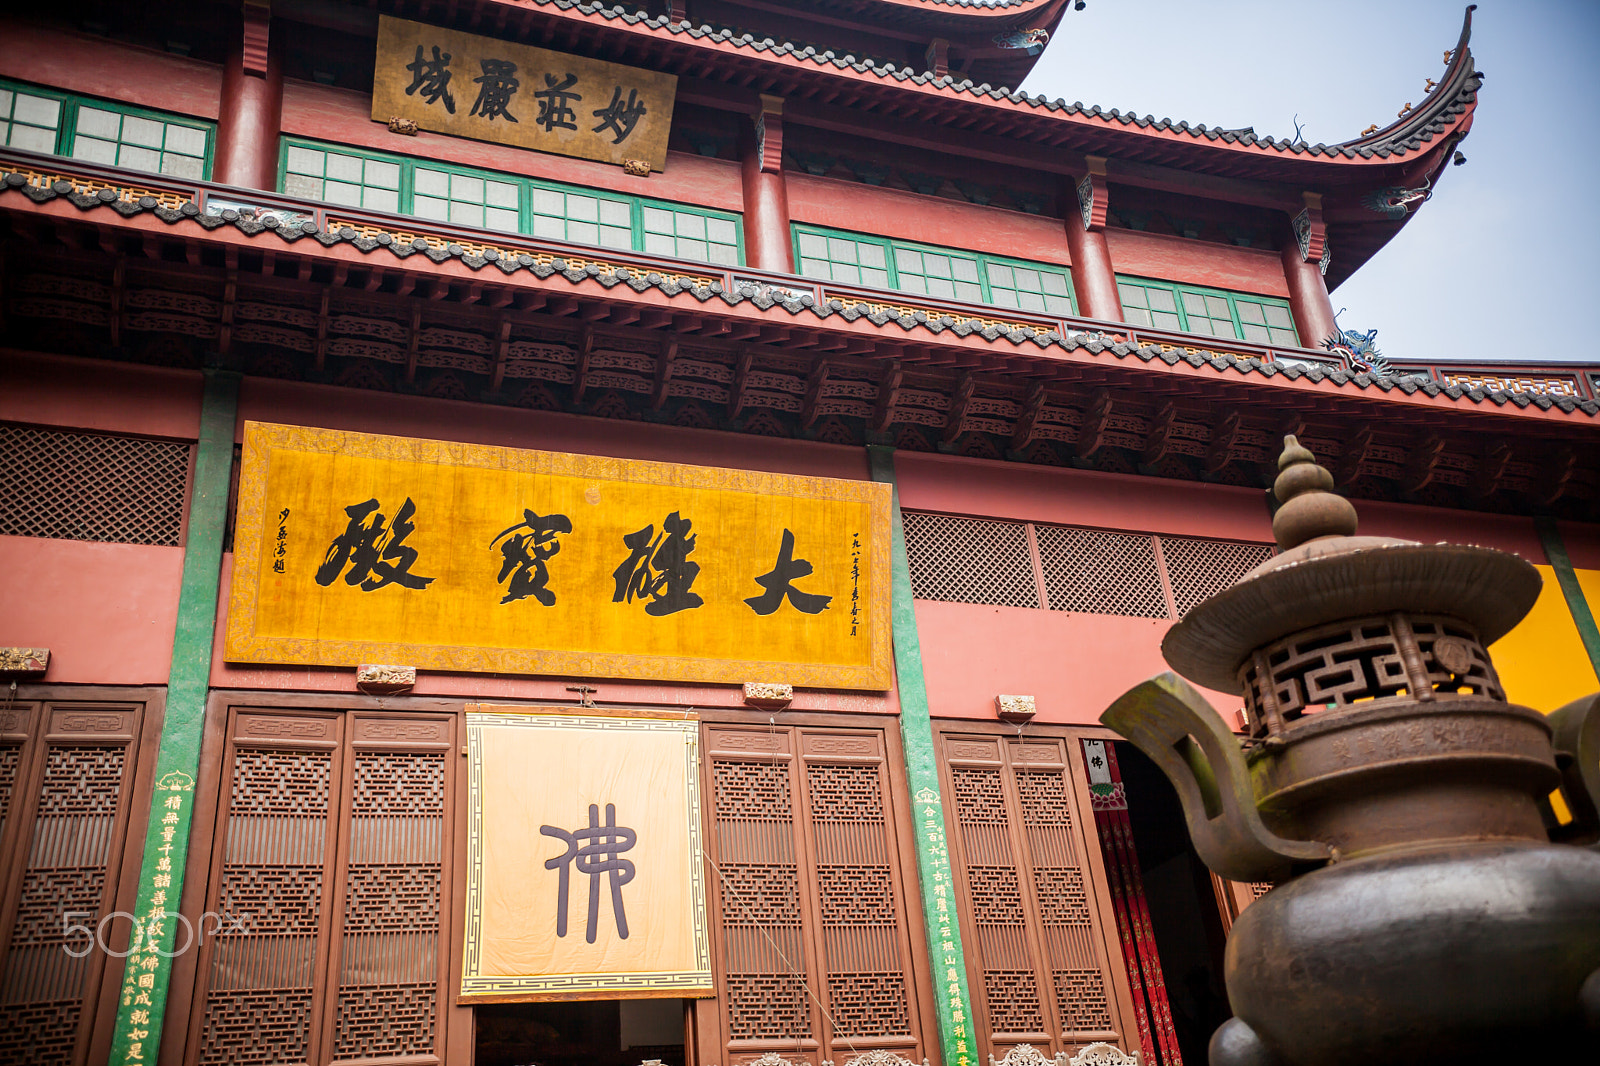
[1271,434,1358,551]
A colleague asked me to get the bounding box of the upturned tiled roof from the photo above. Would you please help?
[503,0,1479,165]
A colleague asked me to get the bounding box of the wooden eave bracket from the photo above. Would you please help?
[1293,191,1326,263]
[1077,155,1108,232]
[242,0,272,77]
[755,94,785,174]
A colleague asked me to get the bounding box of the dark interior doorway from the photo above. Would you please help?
[1116,742,1233,1065]
[474,998,687,1066]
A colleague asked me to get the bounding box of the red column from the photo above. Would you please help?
[1281,244,1339,349]
[1064,158,1122,322]
[740,94,793,274]
[1281,194,1339,348]
[212,4,283,191]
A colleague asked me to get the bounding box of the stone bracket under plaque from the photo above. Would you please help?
[744,682,793,710]
[0,647,49,677]
[356,663,415,695]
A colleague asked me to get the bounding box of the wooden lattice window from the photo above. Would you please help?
[184,708,456,1066]
[0,698,153,1066]
[702,721,930,1066]
[0,423,191,546]
[940,731,1128,1059]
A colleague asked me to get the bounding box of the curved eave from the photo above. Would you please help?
[792,0,1071,28]
[411,0,1479,185]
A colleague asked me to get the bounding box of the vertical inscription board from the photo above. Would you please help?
[372,15,677,171]
[226,422,892,688]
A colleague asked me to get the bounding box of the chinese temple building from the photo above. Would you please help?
[1,3,1597,1066]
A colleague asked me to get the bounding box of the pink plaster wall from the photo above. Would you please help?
[912,600,1241,725]
[1105,228,1289,299]
[0,536,182,684]
[1559,520,1600,569]
[0,25,220,119]
[785,173,1073,266]
[895,450,1556,726]
[1,352,202,439]
[281,79,744,212]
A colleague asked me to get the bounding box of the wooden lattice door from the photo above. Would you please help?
[702,721,932,1066]
[0,698,152,1066]
[184,708,455,1066]
[939,731,1130,1059]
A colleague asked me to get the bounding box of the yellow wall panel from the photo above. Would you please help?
[1490,564,1600,713]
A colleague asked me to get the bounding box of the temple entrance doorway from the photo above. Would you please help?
[1116,743,1233,1066]
[474,998,688,1066]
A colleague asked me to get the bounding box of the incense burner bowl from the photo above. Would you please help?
[1101,438,1600,1065]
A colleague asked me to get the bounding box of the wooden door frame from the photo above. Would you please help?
[931,718,1139,1061]
[0,684,166,1066]
[696,707,938,1066]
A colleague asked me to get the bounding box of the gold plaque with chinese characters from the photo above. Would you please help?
[371,15,677,171]
[225,423,892,689]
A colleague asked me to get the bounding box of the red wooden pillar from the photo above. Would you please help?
[1281,192,1339,348]
[740,94,794,274]
[1065,156,1123,322]
[212,1,283,191]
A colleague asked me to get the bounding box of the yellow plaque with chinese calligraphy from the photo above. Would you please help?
[371,15,677,171]
[462,707,712,1000]
[226,422,891,688]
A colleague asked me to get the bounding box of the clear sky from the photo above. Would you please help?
[1019,0,1600,365]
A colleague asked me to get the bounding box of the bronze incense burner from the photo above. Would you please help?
[1101,437,1600,1064]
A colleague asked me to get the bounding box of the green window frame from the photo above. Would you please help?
[278,137,743,266]
[792,223,1076,317]
[0,79,214,180]
[1116,276,1300,347]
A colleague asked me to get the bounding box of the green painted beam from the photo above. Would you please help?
[868,445,978,1066]
[108,371,238,1066]
[1535,517,1600,680]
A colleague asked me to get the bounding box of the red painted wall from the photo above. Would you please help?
[914,600,1239,725]
[0,536,182,684]
[281,79,745,213]
[894,450,1555,726]
[0,25,220,120]
[1,352,202,439]
[1105,228,1289,299]
[785,172,1073,266]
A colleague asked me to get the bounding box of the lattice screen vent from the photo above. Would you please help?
[0,423,189,545]
[1160,536,1275,618]
[902,512,1038,609]
[1035,525,1167,618]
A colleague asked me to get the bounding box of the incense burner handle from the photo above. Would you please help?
[1101,672,1331,883]
[1547,692,1600,849]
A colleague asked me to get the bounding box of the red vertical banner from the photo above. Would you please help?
[1082,739,1184,1066]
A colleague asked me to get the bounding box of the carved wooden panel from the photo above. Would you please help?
[942,732,1124,1060]
[706,724,925,1064]
[0,701,145,1066]
[190,709,453,1066]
